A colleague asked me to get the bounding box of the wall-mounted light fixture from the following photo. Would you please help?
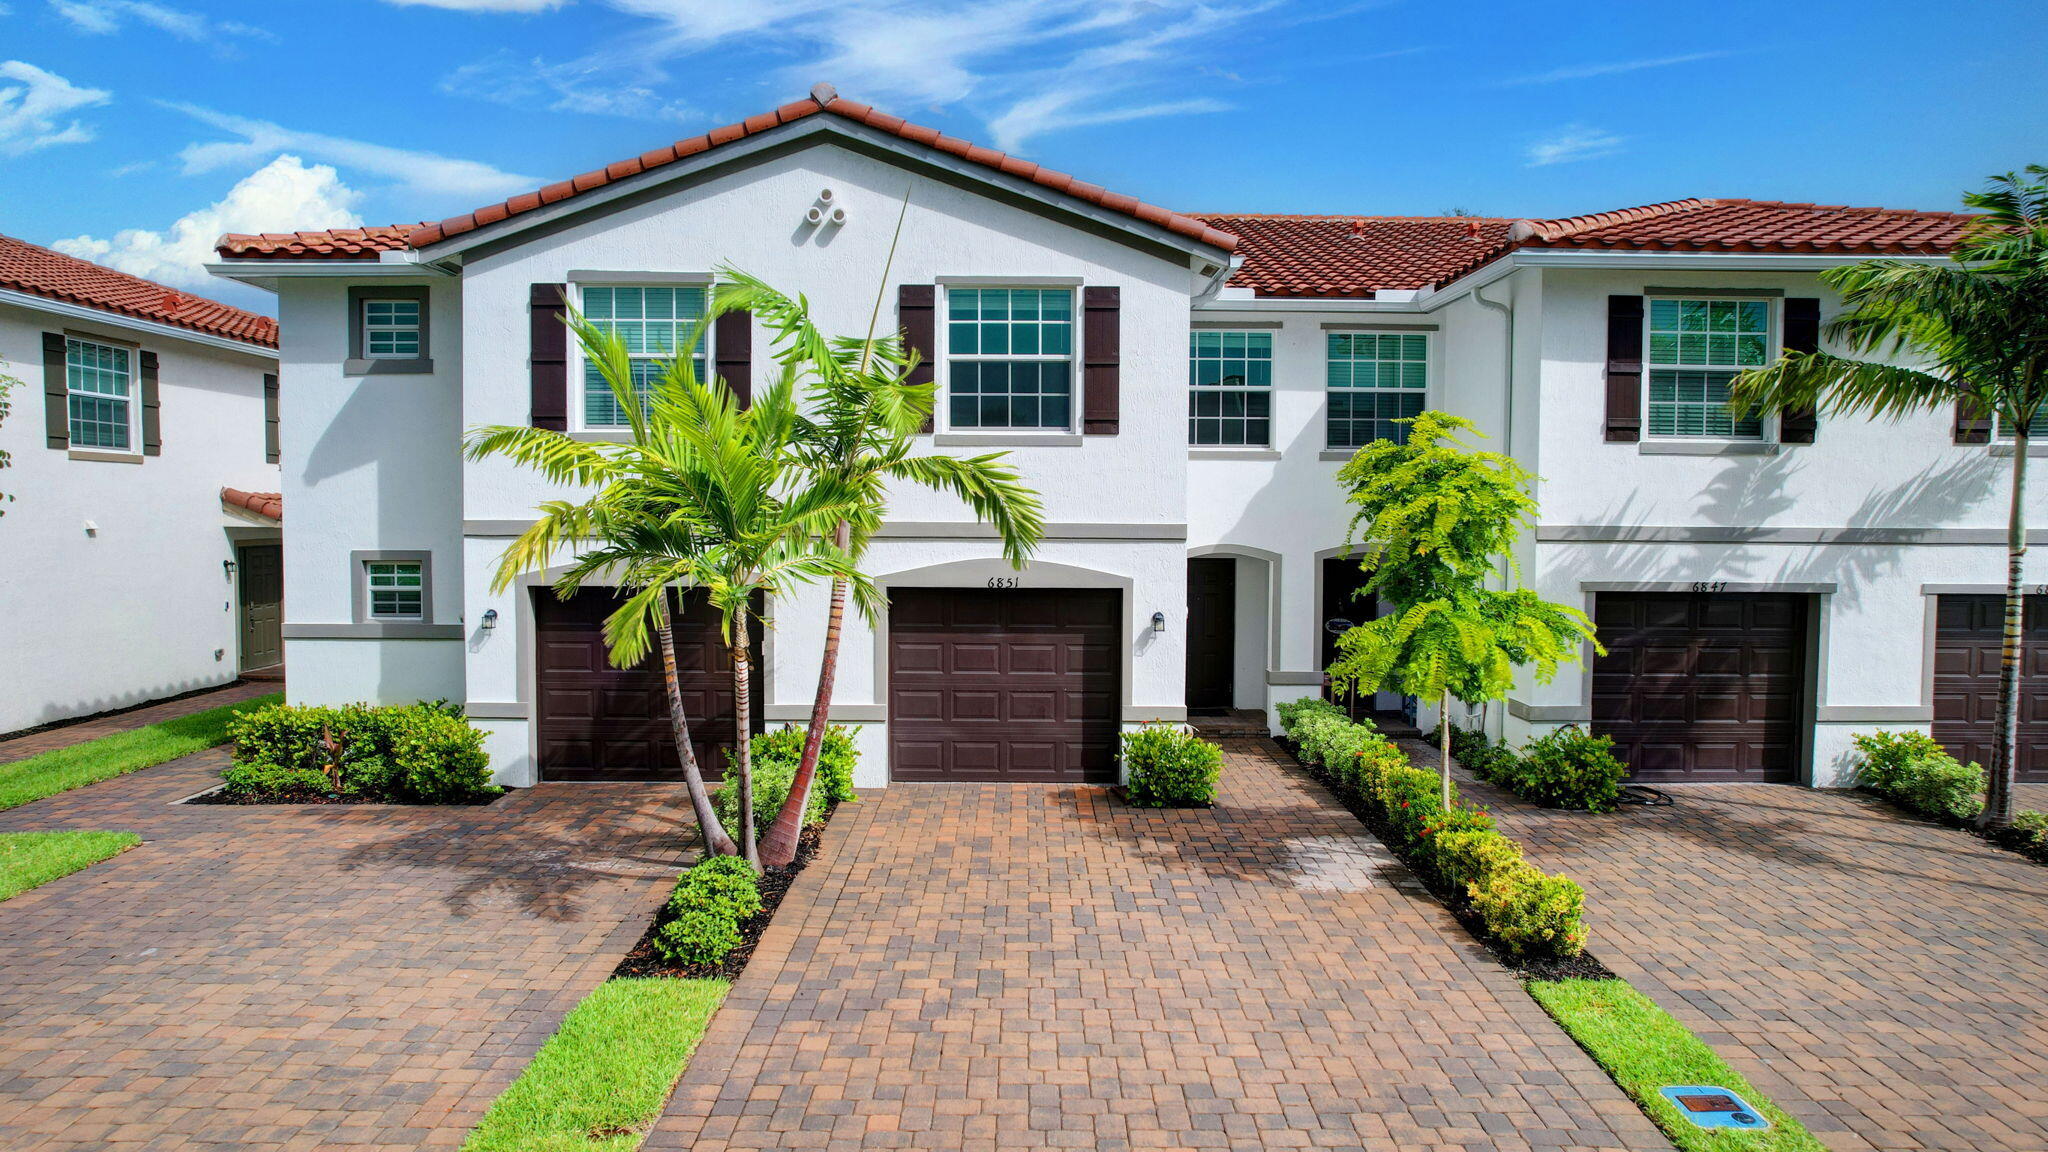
[223,558,238,581]
[481,608,499,631]
[1151,611,1166,633]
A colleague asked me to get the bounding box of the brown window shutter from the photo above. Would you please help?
[898,284,936,433]
[714,308,752,406]
[1955,398,1993,445]
[1082,286,1121,435]
[42,332,67,449]
[1604,295,1643,443]
[529,283,569,430]
[140,350,161,456]
[1779,297,1820,444]
[263,373,280,463]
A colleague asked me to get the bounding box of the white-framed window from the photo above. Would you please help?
[1189,330,1273,446]
[1645,298,1771,439]
[362,299,423,359]
[579,284,709,428]
[66,337,134,451]
[364,561,424,620]
[1327,332,1426,449]
[945,287,1074,430]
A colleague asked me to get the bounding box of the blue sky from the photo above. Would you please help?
[4,0,2043,312]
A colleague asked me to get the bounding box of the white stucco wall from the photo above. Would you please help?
[0,299,277,733]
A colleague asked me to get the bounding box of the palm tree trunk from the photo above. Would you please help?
[1986,428,2027,830]
[1440,689,1453,808]
[658,589,736,857]
[731,640,759,869]
[760,522,852,868]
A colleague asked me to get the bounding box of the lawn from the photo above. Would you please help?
[0,831,141,901]
[0,693,280,811]
[1529,978,1826,1152]
[463,977,729,1152]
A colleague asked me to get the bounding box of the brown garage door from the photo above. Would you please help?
[533,588,759,781]
[1592,591,1808,782]
[1932,594,2048,782]
[888,588,1120,782]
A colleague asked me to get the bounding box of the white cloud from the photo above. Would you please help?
[1499,51,1733,87]
[0,59,109,155]
[442,50,695,121]
[48,0,273,47]
[165,102,538,199]
[54,155,364,290]
[1526,124,1625,167]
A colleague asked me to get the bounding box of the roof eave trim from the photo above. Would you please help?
[411,116,1236,266]
[1419,246,1956,309]
[0,286,277,356]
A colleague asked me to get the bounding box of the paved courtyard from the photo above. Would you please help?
[1437,749,2048,1152]
[645,738,1668,1152]
[0,749,686,1151]
[0,680,279,765]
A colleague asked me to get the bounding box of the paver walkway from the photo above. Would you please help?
[1425,745,2048,1152]
[0,748,687,1151]
[0,680,280,765]
[645,738,1668,1152]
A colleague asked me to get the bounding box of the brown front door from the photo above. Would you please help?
[237,544,282,672]
[1592,591,1809,783]
[1932,594,2048,781]
[888,587,1120,782]
[1185,558,1235,714]
[532,588,761,781]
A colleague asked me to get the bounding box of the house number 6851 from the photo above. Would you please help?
[987,577,1020,589]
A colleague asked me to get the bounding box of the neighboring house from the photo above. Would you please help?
[0,234,283,735]
[210,85,2025,792]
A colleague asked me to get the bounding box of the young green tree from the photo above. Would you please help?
[0,361,18,518]
[1729,166,2048,829]
[1325,411,1600,804]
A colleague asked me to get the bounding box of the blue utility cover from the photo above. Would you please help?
[1658,1086,1771,1131]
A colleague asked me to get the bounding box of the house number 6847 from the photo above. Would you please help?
[1691,581,1729,593]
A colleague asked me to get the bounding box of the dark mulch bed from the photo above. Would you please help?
[612,822,826,982]
[186,787,506,807]
[1277,736,1615,982]
[1859,787,2048,869]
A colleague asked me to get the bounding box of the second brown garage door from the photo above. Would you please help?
[1592,591,1809,782]
[888,588,1120,782]
[1932,594,2048,782]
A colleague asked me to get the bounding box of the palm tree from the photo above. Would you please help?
[715,266,1046,867]
[1730,166,2048,829]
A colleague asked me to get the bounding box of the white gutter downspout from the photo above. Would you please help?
[1472,280,1513,460]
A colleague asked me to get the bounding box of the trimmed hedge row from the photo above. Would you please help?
[1120,724,1223,807]
[653,856,762,966]
[713,724,859,839]
[222,701,498,803]
[1440,723,1628,813]
[1276,697,1589,958]
[1853,731,2048,857]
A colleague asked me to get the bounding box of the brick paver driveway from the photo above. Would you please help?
[0,748,686,1151]
[1448,755,2048,1152]
[645,738,1667,1152]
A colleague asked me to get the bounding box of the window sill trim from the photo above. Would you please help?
[1318,449,1358,461]
[1190,448,1281,460]
[1987,443,2048,457]
[344,358,434,376]
[567,430,633,443]
[68,448,144,464]
[1637,440,1780,457]
[931,432,1084,447]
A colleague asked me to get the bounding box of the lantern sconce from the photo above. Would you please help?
[1151,611,1166,633]
[481,608,499,631]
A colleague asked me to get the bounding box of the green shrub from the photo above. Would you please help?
[222,702,497,802]
[1436,723,1519,780]
[2015,810,2048,850]
[653,856,763,967]
[1470,863,1589,957]
[1120,725,1224,807]
[1852,731,1984,820]
[219,761,336,799]
[1275,696,1345,735]
[713,725,859,838]
[1487,726,1627,812]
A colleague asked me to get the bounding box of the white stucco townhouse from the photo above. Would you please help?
[1,233,283,735]
[208,85,2036,792]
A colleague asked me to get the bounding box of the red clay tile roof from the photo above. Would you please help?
[1194,215,1518,297]
[216,87,1238,261]
[221,487,281,521]
[1,232,277,348]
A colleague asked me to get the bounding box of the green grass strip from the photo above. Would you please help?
[1529,978,1825,1152]
[0,693,281,811]
[0,831,141,901]
[464,977,729,1152]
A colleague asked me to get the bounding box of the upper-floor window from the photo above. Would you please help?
[66,337,133,451]
[946,287,1073,430]
[1189,330,1272,446]
[581,285,708,428]
[364,560,424,620]
[1645,298,1770,439]
[362,299,423,359]
[1327,332,1426,449]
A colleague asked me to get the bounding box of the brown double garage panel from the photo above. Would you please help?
[888,588,1120,783]
[1932,594,2048,782]
[533,589,760,782]
[1592,592,1810,783]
